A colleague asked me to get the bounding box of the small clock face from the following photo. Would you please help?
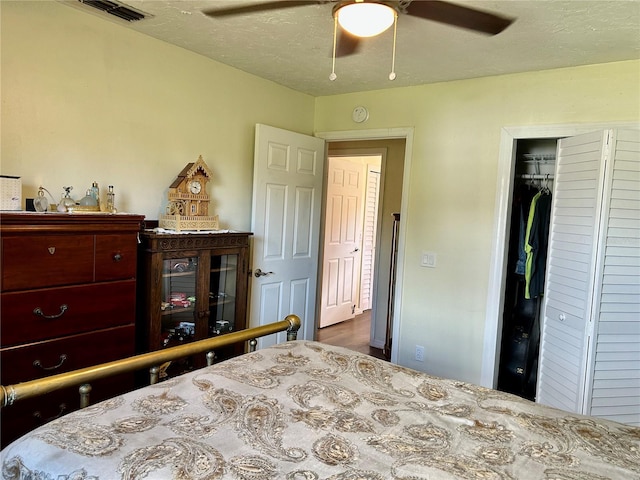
[189,180,202,194]
[352,106,369,123]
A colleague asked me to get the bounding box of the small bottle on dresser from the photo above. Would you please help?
[90,181,100,209]
[106,185,116,213]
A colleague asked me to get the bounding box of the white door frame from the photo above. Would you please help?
[481,121,640,389]
[316,128,414,364]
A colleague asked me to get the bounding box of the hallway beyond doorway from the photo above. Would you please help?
[316,310,386,360]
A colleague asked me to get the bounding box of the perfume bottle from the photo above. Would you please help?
[79,189,98,206]
[58,186,75,212]
[90,181,100,208]
[106,185,116,213]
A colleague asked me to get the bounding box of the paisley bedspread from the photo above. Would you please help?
[2,341,639,479]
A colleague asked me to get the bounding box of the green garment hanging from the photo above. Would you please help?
[524,191,542,299]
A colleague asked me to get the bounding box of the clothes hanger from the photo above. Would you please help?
[541,174,551,194]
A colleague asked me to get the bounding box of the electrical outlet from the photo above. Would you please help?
[415,345,425,362]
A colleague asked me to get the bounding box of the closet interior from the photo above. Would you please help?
[497,138,558,401]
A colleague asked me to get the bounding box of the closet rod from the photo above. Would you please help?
[518,173,555,180]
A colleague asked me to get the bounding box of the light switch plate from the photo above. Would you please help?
[421,251,437,268]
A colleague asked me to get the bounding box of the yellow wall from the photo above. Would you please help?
[3,2,639,386]
[315,60,640,383]
[0,1,314,228]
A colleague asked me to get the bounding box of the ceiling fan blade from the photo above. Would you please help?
[203,1,320,18]
[404,0,514,35]
[335,30,361,57]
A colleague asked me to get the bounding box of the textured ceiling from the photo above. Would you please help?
[61,0,640,96]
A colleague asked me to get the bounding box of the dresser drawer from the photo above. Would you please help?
[2,235,94,291]
[1,280,136,347]
[96,233,138,281]
[1,325,135,384]
[1,373,134,448]
[0,325,135,447]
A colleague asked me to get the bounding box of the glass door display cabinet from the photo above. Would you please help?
[138,231,251,377]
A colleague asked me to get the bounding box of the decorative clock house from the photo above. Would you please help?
[159,155,220,232]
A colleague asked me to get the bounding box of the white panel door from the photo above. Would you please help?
[320,157,365,328]
[251,124,325,346]
[537,130,609,413]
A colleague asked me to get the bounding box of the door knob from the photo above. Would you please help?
[254,268,274,278]
[350,248,360,254]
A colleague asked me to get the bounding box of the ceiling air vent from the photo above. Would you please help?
[78,0,147,22]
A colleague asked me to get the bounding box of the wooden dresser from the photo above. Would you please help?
[0,212,144,447]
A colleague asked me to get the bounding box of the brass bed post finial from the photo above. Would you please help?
[150,366,160,385]
[79,384,92,409]
[206,351,215,366]
[285,314,301,341]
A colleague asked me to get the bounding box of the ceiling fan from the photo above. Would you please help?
[203,1,514,81]
[204,1,514,52]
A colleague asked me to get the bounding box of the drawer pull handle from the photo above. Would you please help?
[33,403,67,423]
[33,304,68,319]
[33,354,68,371]
[113,253,122,262]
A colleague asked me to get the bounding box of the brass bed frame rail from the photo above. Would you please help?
[1,314,301,409]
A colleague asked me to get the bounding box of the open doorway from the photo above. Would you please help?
[318,139,406,354]
[319,153,382,328]
[496,137,557,401]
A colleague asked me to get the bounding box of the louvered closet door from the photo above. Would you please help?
[537,130,609,413]
[586,129,640,425]
[360,168,380,311]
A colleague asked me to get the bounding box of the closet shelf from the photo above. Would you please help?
[520,153,556,164]
[518,173,555,180]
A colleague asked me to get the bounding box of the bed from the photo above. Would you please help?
[2,317,639,480]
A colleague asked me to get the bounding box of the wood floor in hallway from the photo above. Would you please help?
[316,310,387,360]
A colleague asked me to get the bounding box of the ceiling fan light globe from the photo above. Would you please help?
[337,2,395,38]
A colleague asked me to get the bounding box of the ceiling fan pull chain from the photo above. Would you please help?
[329,15,338,81]
[389,12,398,81]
